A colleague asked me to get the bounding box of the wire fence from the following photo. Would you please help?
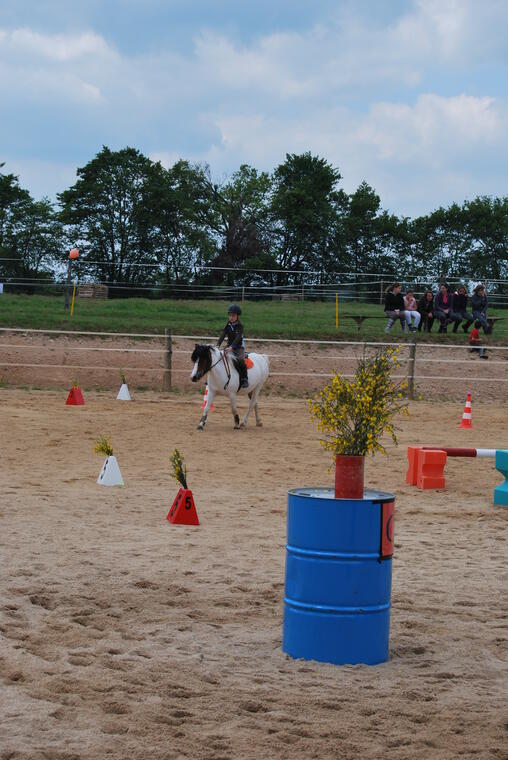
[0,328,506,400]
[1,260,508,305]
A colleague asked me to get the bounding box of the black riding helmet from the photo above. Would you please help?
[228,303,242,316]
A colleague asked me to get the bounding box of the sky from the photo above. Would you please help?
[1,0,507,218]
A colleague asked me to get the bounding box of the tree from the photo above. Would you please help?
[203,164,275,286]
[462,196,508,283]
[340,182,399,297]
[58,146,158,286]
[146,159,216,286]
[270,152,342,283]
[0,168,62,284]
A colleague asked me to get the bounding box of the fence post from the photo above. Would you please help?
[407,338,417,400]
[64,259,72,309]
[379,280,384,304]
[163,328,172,391]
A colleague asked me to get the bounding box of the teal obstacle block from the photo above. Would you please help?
[494,450,508,507]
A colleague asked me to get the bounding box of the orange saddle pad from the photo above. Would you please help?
[245,357,254,369]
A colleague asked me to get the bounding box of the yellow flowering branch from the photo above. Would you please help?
[170,448,188,489]
[94,435,114,457]
[308,348,409,458]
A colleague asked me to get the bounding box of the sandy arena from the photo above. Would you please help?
[1,388,507,759]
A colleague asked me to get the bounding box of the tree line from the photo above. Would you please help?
[1,148,507,296]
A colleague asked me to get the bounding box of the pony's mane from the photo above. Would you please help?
[191,343,213,362]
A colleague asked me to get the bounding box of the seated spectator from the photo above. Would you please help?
[417,290,435,332]
[450,284,474,333]
[469,320,488,359]
[403,289,421,332]
[384,282,407,333]
[471,284,489,333]
[434,283,453,333]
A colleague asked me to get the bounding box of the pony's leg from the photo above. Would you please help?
[254,394,262,427]
[240,386,262,428]
[196,389,216,431]
[230,394,241,429]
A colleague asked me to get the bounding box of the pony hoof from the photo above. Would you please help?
[239,422,246,429]
[196,425,204,431]
[256,421,263,427]
[234,425,240,430]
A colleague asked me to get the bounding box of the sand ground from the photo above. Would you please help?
[1,389,507,760]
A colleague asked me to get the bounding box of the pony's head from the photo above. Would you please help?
[190,344,213,382]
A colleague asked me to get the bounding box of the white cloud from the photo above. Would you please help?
[355,94,503,163]
[4,28,110,61]
[1,1,507,216]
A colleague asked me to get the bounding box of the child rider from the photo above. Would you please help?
[217,304,249,388]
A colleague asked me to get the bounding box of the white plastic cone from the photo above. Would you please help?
[97,455,124,486]
[117,383,131,401]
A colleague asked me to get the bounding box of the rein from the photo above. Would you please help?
[197,347,231,389]
[221,351,231,390]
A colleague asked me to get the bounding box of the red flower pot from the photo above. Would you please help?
[335,455,365,499]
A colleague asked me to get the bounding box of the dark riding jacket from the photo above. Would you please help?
[217,320,245,351]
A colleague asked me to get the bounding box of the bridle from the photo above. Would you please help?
[194,346,231,389]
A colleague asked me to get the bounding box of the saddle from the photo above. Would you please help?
[232,355,254,371]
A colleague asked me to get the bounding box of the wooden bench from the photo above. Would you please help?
[341,315,387,332]
[486,316,504,332]
[79,284,109,299]
[341,314,505,333]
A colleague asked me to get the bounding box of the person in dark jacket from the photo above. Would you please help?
[434,283,453,333]
[471,284,489,333]
[417,290,435,332]
[217,303,249,388]
[384,283,407,333]
[450,285,474,333]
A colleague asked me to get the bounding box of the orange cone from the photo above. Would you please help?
[201,384,214,411]
[458,392,472,428]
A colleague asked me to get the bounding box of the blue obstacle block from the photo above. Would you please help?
[494,450,508,507]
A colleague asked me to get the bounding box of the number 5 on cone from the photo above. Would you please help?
[167,488,200,525]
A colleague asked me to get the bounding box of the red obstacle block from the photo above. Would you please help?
[406,445,423,486]
[416,448,447,490]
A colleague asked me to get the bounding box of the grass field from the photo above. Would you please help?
[0,293,507,342]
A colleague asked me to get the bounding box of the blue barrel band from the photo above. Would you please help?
[286,543,381,561]
[284,597,391,615]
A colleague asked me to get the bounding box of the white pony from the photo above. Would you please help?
[190,344,269,430]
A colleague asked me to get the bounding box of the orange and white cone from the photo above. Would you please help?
[201,383,214,411]
[458,392,472,428]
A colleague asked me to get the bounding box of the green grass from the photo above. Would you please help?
[0,293,507,343]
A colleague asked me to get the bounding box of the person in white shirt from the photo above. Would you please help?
[403,290,421,332]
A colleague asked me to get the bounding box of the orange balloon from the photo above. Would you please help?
[69,248,79,260]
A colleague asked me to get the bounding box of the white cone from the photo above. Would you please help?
[97,455,124,486]
[117,383,131,401]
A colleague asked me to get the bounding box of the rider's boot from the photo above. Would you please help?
[238,361,249,389]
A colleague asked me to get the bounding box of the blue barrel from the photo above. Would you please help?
[282,487,395,666]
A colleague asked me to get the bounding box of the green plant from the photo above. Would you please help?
[308,348,409,457]
[170,448,188,489]
[120,369,126,384]
[94,435,114,456]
